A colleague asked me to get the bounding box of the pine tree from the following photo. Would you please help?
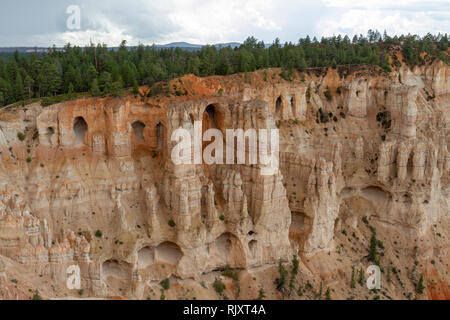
[68,83,74,99]
[14,73,26,102]
[24,75,34,100]
[90,79,101,97]
[42,63,61,96]
[85,65,98,89]
[133,80,139,96]
[99,72,112,94]
[111,81,123,97]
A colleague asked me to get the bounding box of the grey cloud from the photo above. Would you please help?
[0,0,448,47]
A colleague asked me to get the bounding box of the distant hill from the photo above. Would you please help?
[0,42,241,54]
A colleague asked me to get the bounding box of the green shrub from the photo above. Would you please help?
[416,274,425,294]
[275,259,288,291]
[291,255,299,277]
[358,268,365,285]
[258,288,266,300]
[306,87,311,101]
[95,230,102,238]
[325,287,331,300]
[223,265,239,281]
[369,231,380,265]
[17,132,25,141]
[168,219,176,228]
[351,266,356,289]
[32,290,42,300]
[324,86,332,101]
[160,278,170,290]
[213,278,226,295]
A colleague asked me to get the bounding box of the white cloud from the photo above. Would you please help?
[58,16,134,46]
[323,0,424,9]
[0,0,448,46]
[164,0,281,44]
[317,0,450,37]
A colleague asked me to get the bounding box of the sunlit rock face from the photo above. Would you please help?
[0,57,448,300]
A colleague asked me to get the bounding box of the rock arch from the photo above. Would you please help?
[73,116,88,146]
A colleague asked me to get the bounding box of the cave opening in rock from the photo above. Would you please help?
[46,127,55,145]
[73,117,88,145]
[276,96,282,117]
[215,233,232,254]
[155,241,182,265]
[407,152,414,176]
[132,121,146,141]
[201,104,224,166]
[290,96,295,116]
[101,259,131,280]
[204,105,217,129]
[289,211,310,250]
[248,240,257,257]
[137,246,154,269]
[214,232,245,268]
[156,122,164,149]
[361,186,392,203]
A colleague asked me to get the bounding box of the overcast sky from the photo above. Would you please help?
[0,0,448,47]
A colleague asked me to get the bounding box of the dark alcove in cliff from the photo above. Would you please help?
[276,96,282,117]
[204,104,217,129]
[132,121,146,141]
[73,117,88,145]
[156,122,164,149]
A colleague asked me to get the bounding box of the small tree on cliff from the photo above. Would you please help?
[416,274,425,294]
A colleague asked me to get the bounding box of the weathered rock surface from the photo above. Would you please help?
[0,56,448,300]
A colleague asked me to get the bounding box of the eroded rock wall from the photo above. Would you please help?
[0,57,448,299]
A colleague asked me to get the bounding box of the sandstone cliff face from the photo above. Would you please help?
[0,58,448,300]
